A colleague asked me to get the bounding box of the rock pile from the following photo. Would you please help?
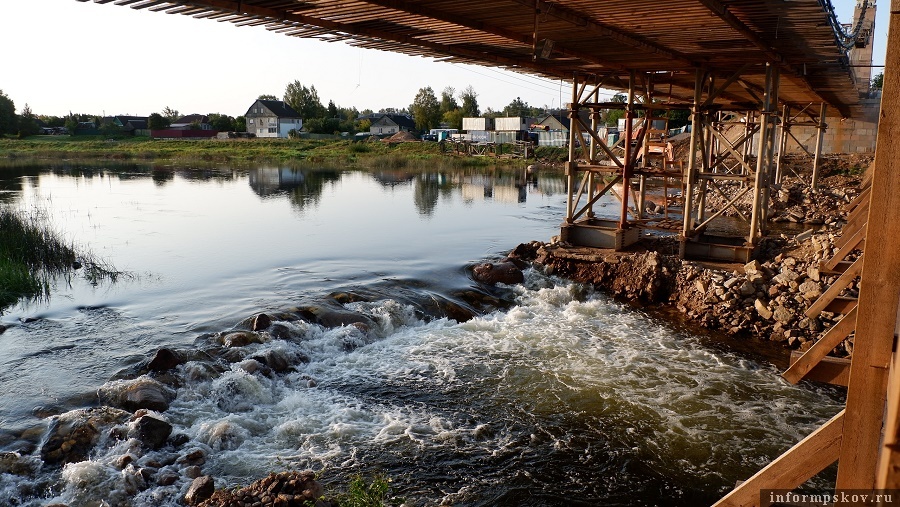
[516,227,857,358]
[195,471,330,507]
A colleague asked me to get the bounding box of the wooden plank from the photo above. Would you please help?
[843,185,871,212]
[805,257,863,318]
[823,297,859,316]
[837,0,900,488]
[819,260,853,275]
[783,306,857,384]
[878,345,900,489]
[787,350,852,387]
[832,213,867,252]
[713,410,844,507]
[824,236,865,272]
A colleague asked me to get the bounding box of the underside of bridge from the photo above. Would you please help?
[84,0,899,504]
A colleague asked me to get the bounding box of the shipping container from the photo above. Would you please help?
[495,117,535,131]
[462,117,494,131]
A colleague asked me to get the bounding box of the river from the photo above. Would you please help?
[0,161,844,506]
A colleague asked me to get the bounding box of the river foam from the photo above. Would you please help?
[1,270,844,506]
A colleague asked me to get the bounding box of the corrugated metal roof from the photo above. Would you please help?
[84,0,865,118]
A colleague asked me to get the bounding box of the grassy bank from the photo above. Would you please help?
[0,136,566,168]
[0,206,120,310]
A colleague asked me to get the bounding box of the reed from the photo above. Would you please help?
[0,206,123,309]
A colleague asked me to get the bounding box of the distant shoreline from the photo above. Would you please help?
[0,136,565,169]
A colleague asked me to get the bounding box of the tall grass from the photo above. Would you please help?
[331,474,402,507]
[0,206,122,309]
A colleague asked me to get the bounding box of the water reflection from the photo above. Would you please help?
[241,166,568,217]
[246,167,342,213]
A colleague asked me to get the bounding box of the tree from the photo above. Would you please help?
[327,100,338,119]
[459,86,479,117]
[258,94,278,100]
[0,90,16,137]
[605,93,627,127]
[872,72,884,90]
[98,120,122,138]
[161,106,180,122]
[17,103,40,137]
[379,107,409,115]
[411,86,441,131]
[64,114,78,135]
[502,97,529,117]
[234,116,246,132]
[440,87,459,115]
[148,113,170,130]
[442,109,463,130]
[284,81,325,120]
[208,113,236,131]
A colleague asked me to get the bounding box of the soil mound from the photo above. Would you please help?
[382,130,418,143]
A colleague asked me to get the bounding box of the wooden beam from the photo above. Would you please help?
[837,0,900,488]
[713,410,844,507]
[151,0,584,80]
[879,347,900,489]
[788,351,851,387]
[783,306,857,385]
[805,257,863,318]
[357,0,629,72]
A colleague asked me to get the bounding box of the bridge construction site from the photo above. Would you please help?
[85,0,899,504]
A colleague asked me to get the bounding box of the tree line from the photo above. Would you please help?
[0,78,713,139]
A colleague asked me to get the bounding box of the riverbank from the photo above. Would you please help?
[505,158,869,362]
[0,137,566,168]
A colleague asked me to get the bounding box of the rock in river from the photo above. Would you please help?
[471,262,524,285]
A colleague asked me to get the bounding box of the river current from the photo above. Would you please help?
[0,162,843,506]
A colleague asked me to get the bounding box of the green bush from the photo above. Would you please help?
[332,474,402,507]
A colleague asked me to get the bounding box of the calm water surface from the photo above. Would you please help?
[0,162,842,506]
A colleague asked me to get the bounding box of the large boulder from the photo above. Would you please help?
[147,348,185,372]
[185,475,216,505]
[471,262,524,285]
[99,377,177,413]
[41,407,131,465]
[128,415,172,450]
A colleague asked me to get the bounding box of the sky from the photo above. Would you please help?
[0,0,888,119]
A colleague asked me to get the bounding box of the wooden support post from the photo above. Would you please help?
[680,69,705,257]
[588,86,599,218]
[845,1,900,489]
[565,73,579,223]
[811,103,827,190]
[775,105,789,184]
[619,70,635,230]
[713,410,844,507]
[760,67,779,231]
[749,63,773,244]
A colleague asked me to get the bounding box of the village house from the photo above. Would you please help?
[369,113,416,136]
[244,100,302,138]
[170,114,213,130]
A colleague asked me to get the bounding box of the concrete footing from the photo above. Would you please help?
[560,219,641,251]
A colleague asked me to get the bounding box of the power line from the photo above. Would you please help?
[449,63,561,96]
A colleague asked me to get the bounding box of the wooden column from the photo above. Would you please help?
[565,73,579,224]
[749,63,773,244]
[775,105,790,184]
[619,70,635,229]
[811,103,827,190]
[587,86,599,219]
[680,68,705,257]
[870,0,900,491]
